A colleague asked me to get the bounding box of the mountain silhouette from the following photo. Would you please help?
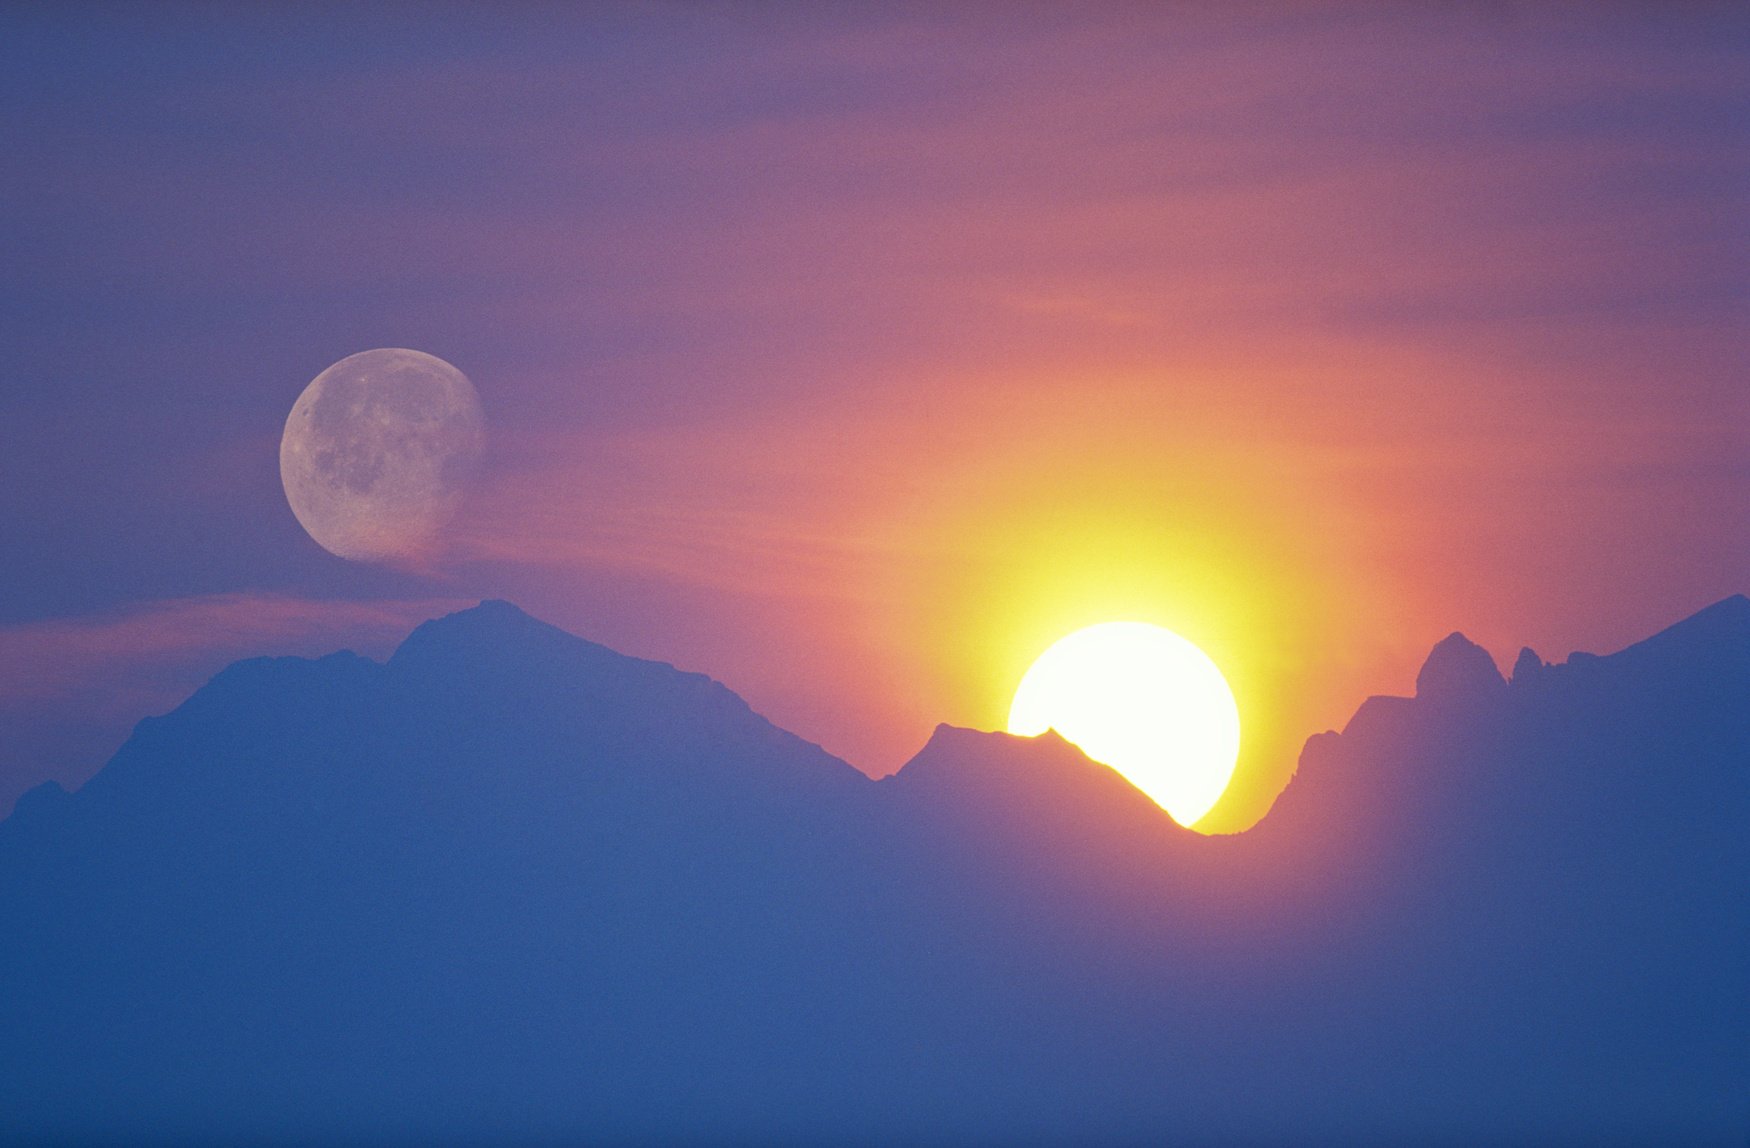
[1,597,1744,1145]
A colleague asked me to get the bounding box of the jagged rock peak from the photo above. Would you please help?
[1415,632,1505,701]
[890,724,1088,785]
[418,598,544,635]
[1510,646,1545,685]
[909,723,1056,765]
[922,722,1013,752]
[388,599,584,666]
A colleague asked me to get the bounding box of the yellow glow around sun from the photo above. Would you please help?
[1007,622,1241,827]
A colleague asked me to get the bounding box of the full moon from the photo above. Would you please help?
[280,348,485,563]
[1008,622,1241,828]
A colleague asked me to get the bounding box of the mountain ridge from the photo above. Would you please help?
[0,594,1744,1144]
[13,593,1746,836]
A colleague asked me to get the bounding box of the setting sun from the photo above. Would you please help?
[1007,622,1242,828]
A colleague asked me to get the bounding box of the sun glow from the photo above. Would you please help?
[1007,622,1241,828]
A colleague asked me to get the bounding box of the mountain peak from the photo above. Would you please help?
[467,597,534,621]
[903,723,1082,777]
[889,723,1179,836]
[1415,632,1505,702]
[400,597,546,640]
[1707,591,1749,616]
[1613,593,1750,658]
[1510,646,1546,685]
[916,721,1050,756]
[387,599,592,670]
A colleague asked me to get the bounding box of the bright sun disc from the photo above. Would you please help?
[1007,622,1241,828]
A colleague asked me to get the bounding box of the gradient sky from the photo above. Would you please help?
[3,4,1745,829]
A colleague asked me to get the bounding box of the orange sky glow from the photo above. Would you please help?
[1,7,1743,826]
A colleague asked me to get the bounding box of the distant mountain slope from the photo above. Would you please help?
[1,597,1744,1145]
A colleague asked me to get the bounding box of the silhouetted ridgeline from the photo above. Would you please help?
[2,597,1745,1145]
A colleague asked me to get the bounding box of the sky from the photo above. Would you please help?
[2,3,1745,830]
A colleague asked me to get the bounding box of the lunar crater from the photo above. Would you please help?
[280,348,485,563]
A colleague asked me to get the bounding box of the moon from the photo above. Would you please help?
[1007,622,1241,828]
[280,348,485,563]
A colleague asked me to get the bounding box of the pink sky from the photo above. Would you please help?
[1,6,1743,826]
